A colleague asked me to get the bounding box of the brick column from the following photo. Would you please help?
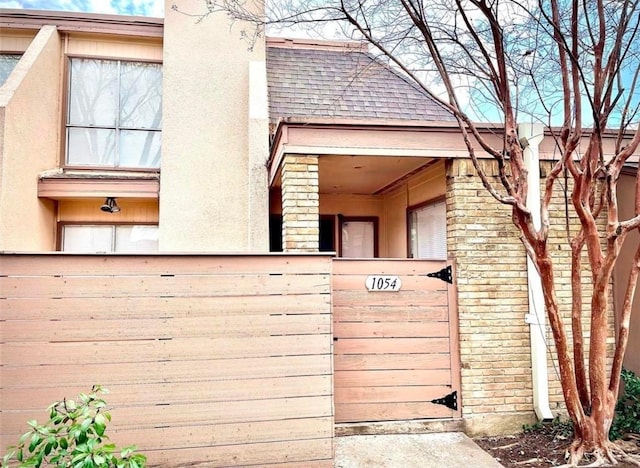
[281,154,319,252]
[446,158,533,434]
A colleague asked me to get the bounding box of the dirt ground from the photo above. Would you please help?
[475,427,640,467]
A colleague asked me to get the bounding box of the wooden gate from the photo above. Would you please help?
[332,259,460,423]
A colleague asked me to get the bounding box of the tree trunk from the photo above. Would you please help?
[537,253,619,466]
[569,407,617,466]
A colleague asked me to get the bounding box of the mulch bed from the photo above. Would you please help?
[475,427,640,467]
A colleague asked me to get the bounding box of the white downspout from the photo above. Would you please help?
[519,122,554,421]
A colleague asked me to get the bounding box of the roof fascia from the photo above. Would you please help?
[266,36,368,52]
[0,9,163,38]
[267,119,504,185]
[268,119,640,184]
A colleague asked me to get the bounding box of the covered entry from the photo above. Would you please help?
[332,258,461,423]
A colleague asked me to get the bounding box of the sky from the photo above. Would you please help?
[0,0,164,17]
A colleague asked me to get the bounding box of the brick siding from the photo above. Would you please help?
[446,158,614,432]
[281,154,320,252]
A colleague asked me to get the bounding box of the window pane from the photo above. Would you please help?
[341,221,375,258]
[410,201,447,260]
[118,130,161,168]
[67,127,116,166]
[0,54,21,86]
[68,59,118,126]
[115,226,159,252]
[119,62,162,129]
[62,226,113,253]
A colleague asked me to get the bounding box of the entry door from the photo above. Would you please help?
[332,259,460,423]
[339,217,378,258]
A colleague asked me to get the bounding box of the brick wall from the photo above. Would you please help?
[446,158,614,435]
[281,154,320,252]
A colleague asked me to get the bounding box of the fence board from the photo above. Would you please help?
[1,355,332,387]
[108,417,334,450]
[1,396,334,431]
[2,313,331,342]
[0,274,330,298]
[2,375,333,409]
[334,337,450,354]
[332,290,448,307]
[333,305,448,322]
[335,403,452,423]
[334,353,450,371]
[0,254,333,467]
[334,321,449,338]
[328,259,446,275]
[144,438,333,467]
[2,335,331,365]
[1,294,331,320]
[335,385,454,404]
[335,370,451,387]
[0,253,333,276]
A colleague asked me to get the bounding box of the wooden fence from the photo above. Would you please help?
[0,253,334,467]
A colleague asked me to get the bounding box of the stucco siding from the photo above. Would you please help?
[0,25,60,251]
[159,0,269,252]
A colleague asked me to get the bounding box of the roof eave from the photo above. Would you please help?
[0,8,163,38]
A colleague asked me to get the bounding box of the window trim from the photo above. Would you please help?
[62,54,163,170]
[406,196,447,260]
[338,215,379,258]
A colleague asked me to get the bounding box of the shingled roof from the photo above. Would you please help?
[266,39,455,124]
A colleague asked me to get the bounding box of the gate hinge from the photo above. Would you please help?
[426,265,452,284]
[431,390,457,411]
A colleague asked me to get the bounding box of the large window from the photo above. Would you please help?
[67,58,162,168]
[62,225,159,253]
[0,54,21,86]
[409,200,447,260]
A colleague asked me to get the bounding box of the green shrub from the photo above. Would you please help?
[519,369,640,441]
[1,385,146,468]
[610,368,640,440]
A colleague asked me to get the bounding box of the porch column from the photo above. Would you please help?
[281,154,319,252]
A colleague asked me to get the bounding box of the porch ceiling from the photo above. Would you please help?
[320,155,433,195]
[273,155,434,195]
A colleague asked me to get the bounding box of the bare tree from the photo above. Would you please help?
[180,0,640,465]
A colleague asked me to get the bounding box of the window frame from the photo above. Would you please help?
[406,196,447,260]
[57,221,159,253]
[338,216,379,258]
[62,54,163,171]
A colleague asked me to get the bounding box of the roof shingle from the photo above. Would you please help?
[266,42,455,124]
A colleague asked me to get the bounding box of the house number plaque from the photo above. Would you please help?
[365,275,402,292]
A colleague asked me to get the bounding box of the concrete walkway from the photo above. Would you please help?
[334,432,504,468]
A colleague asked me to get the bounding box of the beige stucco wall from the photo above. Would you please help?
[0,26,60,251]
[160,0,269,252]
[614,172,640,375]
